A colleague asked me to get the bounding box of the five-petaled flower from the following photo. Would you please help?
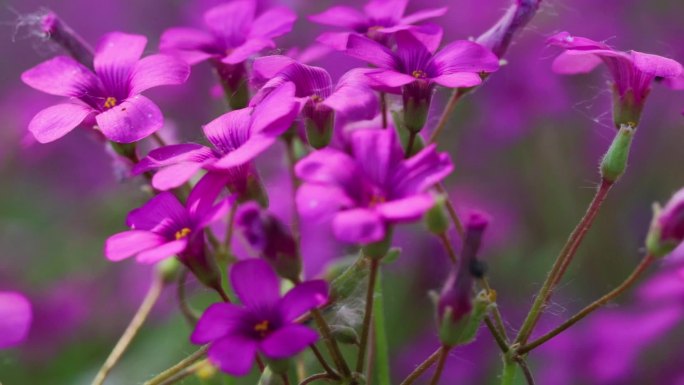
[547,31,683,128]
[310,0,447,49]
[191,259,328,375]
[345,30,499,132]
[21,32,190,144]
[295,128,453,244]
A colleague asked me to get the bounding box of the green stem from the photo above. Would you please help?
[374,272,391,385]
[500,357,517,385]
[355,258,380,374]
[299,373,334,385]
[405,131,417,158]
[177,268,199,326]
[398,347,442,385]
[514,179,613,346]
[437,232,458,265]
[92,272,165,385]
[381,92,388,129]
[428,89,465,144]
[519,254,655,354]
[144,346,208,385]
[285,138,302,245]
[223,203,238,252]
[434,183,465,238]
[309,344,339,379]
[310,309,351,378]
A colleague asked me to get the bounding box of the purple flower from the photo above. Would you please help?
[191,259,328,375]
[236,203,300,281]
[160,0,296,66]
[475,0,542,58]
[134,82,299,202]
[309,0,447,49]
[547,31,682,127]
[295,128,453,244]
[0,291,32,349]
[252,55,379,148]
[105,188,230,264]
[345,30,499,132]
[21,32,190,144]
[647,187,684,257]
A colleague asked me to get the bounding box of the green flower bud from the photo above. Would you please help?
[600,124,635,183]
[424,196,450,235]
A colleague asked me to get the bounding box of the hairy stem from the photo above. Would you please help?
[144,346,209,385]
[309,344,339,379]
[399,347,443,385]
[428,346,450,385]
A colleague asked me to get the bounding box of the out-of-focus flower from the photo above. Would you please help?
[475,0,542,58]
[134,82,298,203]
[345,30,499,132]
[647,188,684,257]
[0,291,32,349]
[252,55,378,148]
[236,203,300,281]
[190,259,327,375]
[21,32,190,144]
[547,31,682,127]
[295,128,452,244]
[310,0,447,49]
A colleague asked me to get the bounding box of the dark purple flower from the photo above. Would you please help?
[345,30,499,132]
[295,128,453,244]
[0,291,32,349]
[475,0,542,58]
[160,0,296,66]
[647,187,684,257]
[191,259,328,375]
[134,82,298,203]
[236,203,300,281]
[21,32,190,144]
[310,0,447,49]
[252,55,379,148]
[547,31,682,127]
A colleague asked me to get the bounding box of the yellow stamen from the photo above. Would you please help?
[369,195,386,208]
[368,25,383,32]
[104,97,117,109]
[175,227,191,240]
[411,70,427,79]
[254,320,269,337]
[311,94,324,103]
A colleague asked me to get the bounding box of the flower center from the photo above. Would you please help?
[369,194,386,208]
[411,70,427,79]
[253,320,270,337]
[311,94,324,103]
[104,97,117,109]
[368,25,383,32]
[175,227,192,240]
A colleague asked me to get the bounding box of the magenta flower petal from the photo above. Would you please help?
[104,230,167,261]
[95,95,163,143]
[152,162,205,190]
[366,69,416,88]
[0,292,32,349]
[551,51,603,74]
[208,335,258,376]
[250,82,298,136]
[392,144,454,196]
[203,109,252,153]
[295,149,360,194]
[126,192,189,232]
[250,6,297,39]
[252,55,297,83]
[400,7,448,25]
[333,208,385,243]
[230,259,281,308]
[260,324,319,359]
[350,128,403,187]
[94,32,147,94]
[324,69,380,119]
[185,172,232,219]
[376,193,435,221]
[130,54,190,95]
[308,6,366,29]
[190,303,247,344]
[432,72,483,88]
[204,1,256,42]
[296,182,355,220]
[279,280,329,322]
[213,136,277,169]
[136,239,188,264]
[346,34,397,69]
[632,51,683,77]
[315,32,352,51]
[134,143,214,175]
[28,103,93,144]
[363,0,408,22]
[159,27,216,64]
[431,40,500,74]
[21,56,97,97]
[223,38,275,65]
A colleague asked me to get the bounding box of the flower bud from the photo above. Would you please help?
[156,257,181,284]
[612,87,644,129]
[392,110,426,156]
[236,203,301,281]
[331,325,360,345]
[178,234,224,293]
[361,227,393,260]
[38,11,94,67]
[646,188,684,258]
[475,0,542,58]
[600,124,635,183]
[424,196,450,235]
[402,80,432,133]
[304,103,335,149]
[437,212,490,346]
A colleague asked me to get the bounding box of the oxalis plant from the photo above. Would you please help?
[3,0,684,384]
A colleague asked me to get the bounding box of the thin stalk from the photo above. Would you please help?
[309,344,339,379]
[355,258,380,373]
[155,360,204,385]
[310,309,351,377]
[281,374,291,385]
[92,273,165,385]
[485,317,509,353]
[479,278,509,343]
[300,373,334,385]
[434,183,465,238]
[381,92,388,129]
[177,268,199,326]
[374,272,391,385]
[151,132,168,147]
[427,346,450,385]
[519,254,655,354]
[224,203,238,250]
[285,138,301,244]
[437,232,458,264]
[514,179,613,346]
[516,358,536,385]
[405,131,417,158]
[399,347,442,385]
[144,346,208,385]
[429,89,464,144]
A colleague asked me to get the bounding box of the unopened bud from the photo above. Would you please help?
[600,124,635,183]
[156,258,181,284]
[213,61,249,110]
[424,196,450,235]
[331,325,360,345]
[304,106,335,149]
[646,189,684,258]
